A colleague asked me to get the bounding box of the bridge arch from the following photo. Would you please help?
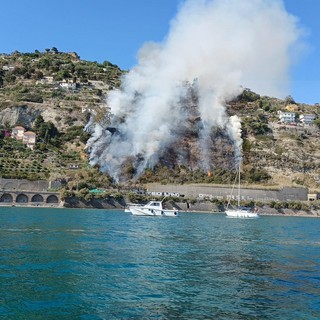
[31,194,44,202]
[16,194,28,203]
[46,195,59,203]
[0,193,13,203]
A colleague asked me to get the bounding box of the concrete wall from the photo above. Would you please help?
[0,178,49,192]
[146,183,309,202]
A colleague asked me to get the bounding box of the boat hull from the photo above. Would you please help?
[130,206,178,217]
[225,209,259,219]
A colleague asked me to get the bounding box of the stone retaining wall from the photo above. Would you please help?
[0,178,49,192]
[146,183,309,202]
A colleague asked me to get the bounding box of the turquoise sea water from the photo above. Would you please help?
[0,207,319,320]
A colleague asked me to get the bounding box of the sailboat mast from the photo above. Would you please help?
[238,164,240,208]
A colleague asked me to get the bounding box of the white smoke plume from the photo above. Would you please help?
[87,0,302,181]
[227,115,243,165]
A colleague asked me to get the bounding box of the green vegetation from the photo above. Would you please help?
[0,49,123,191]
[314,118,320,129]
[0,138,49,180]
[0,49,123,112]
[0,49,319,195]
[242,114,271,136]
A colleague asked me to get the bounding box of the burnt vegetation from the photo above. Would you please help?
[0,51,319,191]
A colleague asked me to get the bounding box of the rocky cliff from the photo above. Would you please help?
[0,50,319,192]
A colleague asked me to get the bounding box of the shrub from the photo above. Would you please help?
[112,192,124,201]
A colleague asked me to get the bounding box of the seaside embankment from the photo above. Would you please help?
[1,195,319,217]
[62,197,320,217]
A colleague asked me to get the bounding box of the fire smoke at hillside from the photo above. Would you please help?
[87,0,302,182]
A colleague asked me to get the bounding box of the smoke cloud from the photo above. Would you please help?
[87,0,302,181]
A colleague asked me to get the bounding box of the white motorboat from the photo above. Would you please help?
[124,203,140,213]
[129,200,179,217]
[225,164,259,219]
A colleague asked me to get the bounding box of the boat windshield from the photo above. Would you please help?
[150,202,161,206]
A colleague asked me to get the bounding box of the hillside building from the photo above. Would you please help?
[278,111,296,123]
[11,126,36,149]
[59,82,77,90]
[299,114,316,126]
[11,126,26,140]
[23,131,36,150]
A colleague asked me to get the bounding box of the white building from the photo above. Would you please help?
[278,111,296,123]
[59,82,76,90]
[23,131,36,150]
[299,114,316,125]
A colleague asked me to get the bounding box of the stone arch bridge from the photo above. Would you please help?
[0,191,60,206]
[0,178,61,207]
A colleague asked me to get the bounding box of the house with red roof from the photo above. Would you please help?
[11,126,26,140]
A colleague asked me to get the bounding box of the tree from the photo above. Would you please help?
[4,73,16,84]
[284,95,296,105]
[313,118,320,129]
[33,115,45,134]
[54,70,70,81]
[33,116,59,144]
[38,121,59,143]
[3,121,11,130]
[37,57,51,70]
[103,60,113,67]
[33,70,43,80]
[51,47,59,54]
[80,131,90,144]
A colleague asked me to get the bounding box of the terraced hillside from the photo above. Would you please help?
[0,50,319,195]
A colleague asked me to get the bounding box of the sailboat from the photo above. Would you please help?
[225,164,259,219]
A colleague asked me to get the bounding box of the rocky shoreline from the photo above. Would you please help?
[62,197,320,217]
[177,209,320,217]
[3,197,319,217]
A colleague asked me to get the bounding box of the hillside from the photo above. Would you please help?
[0,49,319,195]
[0,49,124,189]
[0,49,123,130]
[228,93,320,191]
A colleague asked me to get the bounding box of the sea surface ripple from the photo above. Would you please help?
[0,207,319,319]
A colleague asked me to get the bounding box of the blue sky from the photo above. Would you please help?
[1,0,319,104]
